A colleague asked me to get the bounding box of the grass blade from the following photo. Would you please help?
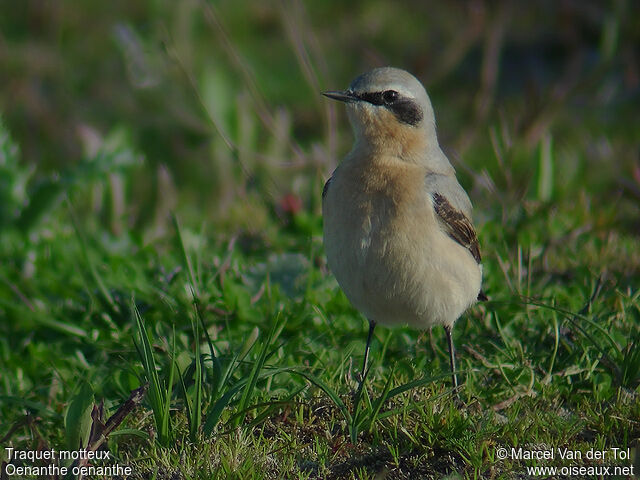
[132,300,173,446]
[64,382,94,451]
[202,366,294,436]
[190,316,203,440]
[172,213,200,297]
[283,368,351,425]
[367,364,396,433]
[235,314,285,427]
[67,199,116,311]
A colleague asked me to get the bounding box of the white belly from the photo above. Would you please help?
[323,175,481,329]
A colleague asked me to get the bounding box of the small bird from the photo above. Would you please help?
[322,67,485,392]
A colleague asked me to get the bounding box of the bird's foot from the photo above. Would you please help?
[451,385,465,409]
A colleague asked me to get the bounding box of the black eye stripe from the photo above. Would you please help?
[382,90,398,103]
[357,91,386,105]
[355,91,423,126]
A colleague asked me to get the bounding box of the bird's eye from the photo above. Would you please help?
[382,90,398,103]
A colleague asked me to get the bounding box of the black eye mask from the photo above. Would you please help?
[356,91,424,126]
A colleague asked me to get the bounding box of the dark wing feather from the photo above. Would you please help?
[322,177,332,199]
[432,192,482,264]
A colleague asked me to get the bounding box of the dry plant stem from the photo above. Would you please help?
[74,383,149,479]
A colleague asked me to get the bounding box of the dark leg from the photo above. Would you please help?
[444,324,458,392]
[350,320,377,441]
[361,320,376,382]
[353,320,376,407]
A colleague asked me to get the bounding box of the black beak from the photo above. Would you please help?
[322,90,357,103]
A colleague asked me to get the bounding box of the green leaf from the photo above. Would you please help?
[64,382,94,451]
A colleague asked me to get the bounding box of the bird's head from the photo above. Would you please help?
[323,67,439,162]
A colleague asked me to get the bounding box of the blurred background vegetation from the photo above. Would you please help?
[1,0,638,244]
[1,1,639,475]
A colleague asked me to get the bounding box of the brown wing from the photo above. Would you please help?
[432,192,482,264]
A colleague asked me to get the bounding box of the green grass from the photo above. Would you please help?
[1,1,639,479]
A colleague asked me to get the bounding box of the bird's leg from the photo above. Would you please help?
[444,324,459,395]
[353,320,376,415]
[360,320,376,384]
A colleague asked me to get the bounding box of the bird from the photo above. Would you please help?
[321,67,485,393]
